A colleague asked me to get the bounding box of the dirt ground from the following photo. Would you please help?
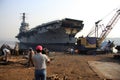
[0,52,119,80]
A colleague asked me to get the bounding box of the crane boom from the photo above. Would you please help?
[87,9,120,47]
[99,9,120,43]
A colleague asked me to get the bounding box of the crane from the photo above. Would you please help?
[76,9,120,53]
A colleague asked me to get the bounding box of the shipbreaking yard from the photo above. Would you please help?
[4,9,119,80]
[1,9,120,80]
[0,52,120,80]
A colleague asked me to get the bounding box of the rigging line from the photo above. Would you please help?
[100,8,118,20]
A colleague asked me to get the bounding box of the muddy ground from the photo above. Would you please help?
[0,52,119,80]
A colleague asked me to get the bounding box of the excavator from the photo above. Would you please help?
[76,9,120,54]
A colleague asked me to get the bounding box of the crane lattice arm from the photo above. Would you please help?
[87,9,120,47]
[99,9,120,42]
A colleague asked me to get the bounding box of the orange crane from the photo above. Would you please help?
[76,9,120,53]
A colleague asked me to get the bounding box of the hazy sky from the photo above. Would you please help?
[0,0,120,41]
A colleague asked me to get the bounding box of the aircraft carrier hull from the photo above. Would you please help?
[16,17,84,51]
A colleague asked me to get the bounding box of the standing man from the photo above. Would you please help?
[27,48,34,67]
[14,42,19,56]
[32,45,50,80]
[70,48,74,55]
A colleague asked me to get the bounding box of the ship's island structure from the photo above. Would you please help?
[16,13,84,51]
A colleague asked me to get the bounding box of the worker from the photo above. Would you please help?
[70,48,74,55]
[2,47,11,62]
[32,45,50,80]
[42,47,49,55]
[14,42,19,56]
[27,48,34,67]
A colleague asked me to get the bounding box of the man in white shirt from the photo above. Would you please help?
[32,45,50,80]
[3,48,11,62]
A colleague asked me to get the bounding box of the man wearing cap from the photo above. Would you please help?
[32,45,50,80]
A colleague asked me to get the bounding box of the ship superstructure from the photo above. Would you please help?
[19,13,29,33]
[16,13,84,51]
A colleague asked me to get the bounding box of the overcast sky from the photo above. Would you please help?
[0,0,120,41]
